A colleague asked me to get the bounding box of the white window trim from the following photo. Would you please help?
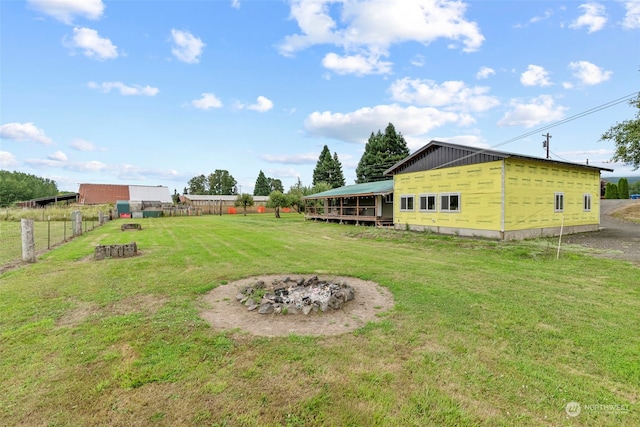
[400,195,415,212]
[554,192,564,212]
[440,192,461,213]
[385,194,393,204]
[583,193,592,212]
[419,193,437,212]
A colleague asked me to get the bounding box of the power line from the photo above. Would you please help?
[428,91,639,171]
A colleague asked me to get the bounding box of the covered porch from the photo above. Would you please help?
[303,181,394,226]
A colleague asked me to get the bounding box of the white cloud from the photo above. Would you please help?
[529,8,554,24]
[623,0,640,29]
[498,95,568,128]
[27,0,104,24]
[279,0,484,75]
[170,29,205,64]
[0,122,53,145]
[569,61,612,85]
[87,81,159,96]
[410,54,425,67]
[191,93,223,110]
[260,152,318,164]
[0,151,19,168]
[476,66,495,79]
[389,78,500,113]
[231,0,240,9]
[26,157,108,172]
[48,151,68,162]
[520,64,552,87]
[322,52,392,75]
[65,27,118,60]
[247,96,274,113]
[570,3,607,33]
[70,138,100,151]
[304,104,461,144]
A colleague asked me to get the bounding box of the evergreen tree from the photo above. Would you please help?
[254,170,270,196]
[356,123,409,183]
[618,178,629,199]
[331,152,346,187]
[312,145,346,188]
[313,145,333,186]
[605,182,619,199]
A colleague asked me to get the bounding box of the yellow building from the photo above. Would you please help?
[384,141,613,240]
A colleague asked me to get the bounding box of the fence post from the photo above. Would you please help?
[47,216,51,250]
[99,211,104,225]
[72,211,82,236]
[21,218,36,263]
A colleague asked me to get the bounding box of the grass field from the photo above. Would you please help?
[1,214,638,426]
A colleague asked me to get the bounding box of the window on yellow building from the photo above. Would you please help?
[583,194,591,211]
[400,195,414,211]
[419,194,436,212]
[554,192,564,212]
[440,193,460,212]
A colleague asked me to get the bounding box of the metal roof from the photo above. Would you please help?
[384,140,614,176]
[303,180,393,199]
[78,184,172,204]
[184,195,269,202]
[129,185,172,203]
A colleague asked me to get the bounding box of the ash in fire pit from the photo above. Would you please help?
[237,276,355,315]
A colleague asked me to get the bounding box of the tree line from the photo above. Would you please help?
[0,170,59,207]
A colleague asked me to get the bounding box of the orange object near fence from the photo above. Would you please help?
[282,207,290,213]
[257,206,266,213]
[228,207,237,214]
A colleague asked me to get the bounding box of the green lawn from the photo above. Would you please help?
[1,214,637,426]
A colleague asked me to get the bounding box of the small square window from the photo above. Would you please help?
[419,194,436,212]
[583,194,591,211]
[400,195,414,211]
[385,194,393,203]
[440,193,461,212]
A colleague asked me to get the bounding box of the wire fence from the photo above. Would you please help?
[0,216,106,268]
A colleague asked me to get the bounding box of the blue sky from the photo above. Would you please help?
[1,0,639,194]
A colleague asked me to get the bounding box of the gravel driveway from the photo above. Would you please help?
[561,199,640,264]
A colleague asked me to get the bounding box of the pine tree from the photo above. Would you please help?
[254,170,270,196]
[356,123,409,183]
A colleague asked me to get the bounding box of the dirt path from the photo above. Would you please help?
[199,275,394,337]
[562,200,640,263]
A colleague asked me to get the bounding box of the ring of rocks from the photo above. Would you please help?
[199,274,394,337]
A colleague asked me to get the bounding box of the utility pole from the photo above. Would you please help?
[542,133,551,159]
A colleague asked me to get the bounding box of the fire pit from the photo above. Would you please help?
[237,276,355,315]
[199,274,394,336]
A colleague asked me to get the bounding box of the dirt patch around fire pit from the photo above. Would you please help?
[199,275,394,337]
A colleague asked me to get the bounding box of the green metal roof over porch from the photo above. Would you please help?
[303,180,393,199]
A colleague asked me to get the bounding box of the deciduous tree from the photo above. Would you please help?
[235,193,254,216]
[267,190,289,218]
[208,170,237,195]
[0,170,58,207]
[601,93,640,170]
